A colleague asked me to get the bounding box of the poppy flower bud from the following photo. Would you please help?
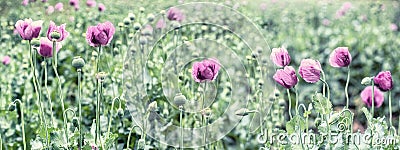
[361,77,373,86]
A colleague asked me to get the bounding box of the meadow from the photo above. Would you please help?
[0,0,400,149]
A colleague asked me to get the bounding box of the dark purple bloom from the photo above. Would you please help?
[299,59,322,83]
[86,21,115,47]
[273,66,298,89]
[329,47,352,67]
[192,59,220,83]
[361,86,384,108]
[167,7,184,22]
[15,18,43,40]
[37,37,62,58]
[98,3,105,12]
[374,71,393,91]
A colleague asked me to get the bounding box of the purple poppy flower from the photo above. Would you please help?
[98,3,105,12]
[22,0,29,6]
[270,47,291,67]
[2,56,11,65]
[167,7,184,22]
[390,23,398,31]
[46,6,54,14]
[46,21,69,42]
[156,19,166,29]
[329,47,352,67]
[15,18,43,40]
[299,59,322,83]
[86,21,115,47]
[192,59,220,83]
[273,66,298,89]
[361,86,384,108]
[86,0,96,7]
[37,37,62,58]
[374,71,393,91]
[55,2,63,11]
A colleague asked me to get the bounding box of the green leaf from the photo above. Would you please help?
[312,93,332,115]
[285,116,306,134]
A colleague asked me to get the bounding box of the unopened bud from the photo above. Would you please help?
[361,77,373,86]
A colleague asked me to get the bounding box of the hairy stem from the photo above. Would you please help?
[52,40,68,145]
[77,69,83,149]
[43,59,55,127]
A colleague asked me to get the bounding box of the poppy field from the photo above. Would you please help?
[1,0,400,149]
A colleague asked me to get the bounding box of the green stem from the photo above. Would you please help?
[286,89,292,119]
[179,106,183,150]
[202,82,207,147]
[0,131,2,150]
[295,87,299,115]
[96,79,104,148]
[43,59,55,127]
[77,69,83,149]
[345,67,350,108]
[52,40,68,145]
[97,46,102,72]
[29,41,49,147]
[321,71,330,101]
[14,100,26,150]
[389,90,393,131]
[371,82,375,117]
[106,97,121,139]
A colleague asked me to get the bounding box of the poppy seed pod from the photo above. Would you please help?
[31,38,41,47]
[128,13,135,21]
[133,23,141,31]
[147,14,155,22]
[173,93,186,106]
[123,18,130,26]
[72,56,85,69]
[50,31,61,40]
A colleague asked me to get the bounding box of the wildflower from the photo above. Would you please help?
[299,59,322,83]
[37,37,62,58]
[86,0,96,7]
[390,23,398,31]
[2,56,11,65]
[374,71,393,91]
[156,19,166,29]
[86,21,115,47]
[329,47,352,67]
[46,21,69,42]
[15,18,43,40]
[270,47,290,67]
[55,2,63,11]
[192,59,220,83]
[98,3,105,12]
[361,86,384,108]
[273,66,298,89]
[167,7,184,21]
